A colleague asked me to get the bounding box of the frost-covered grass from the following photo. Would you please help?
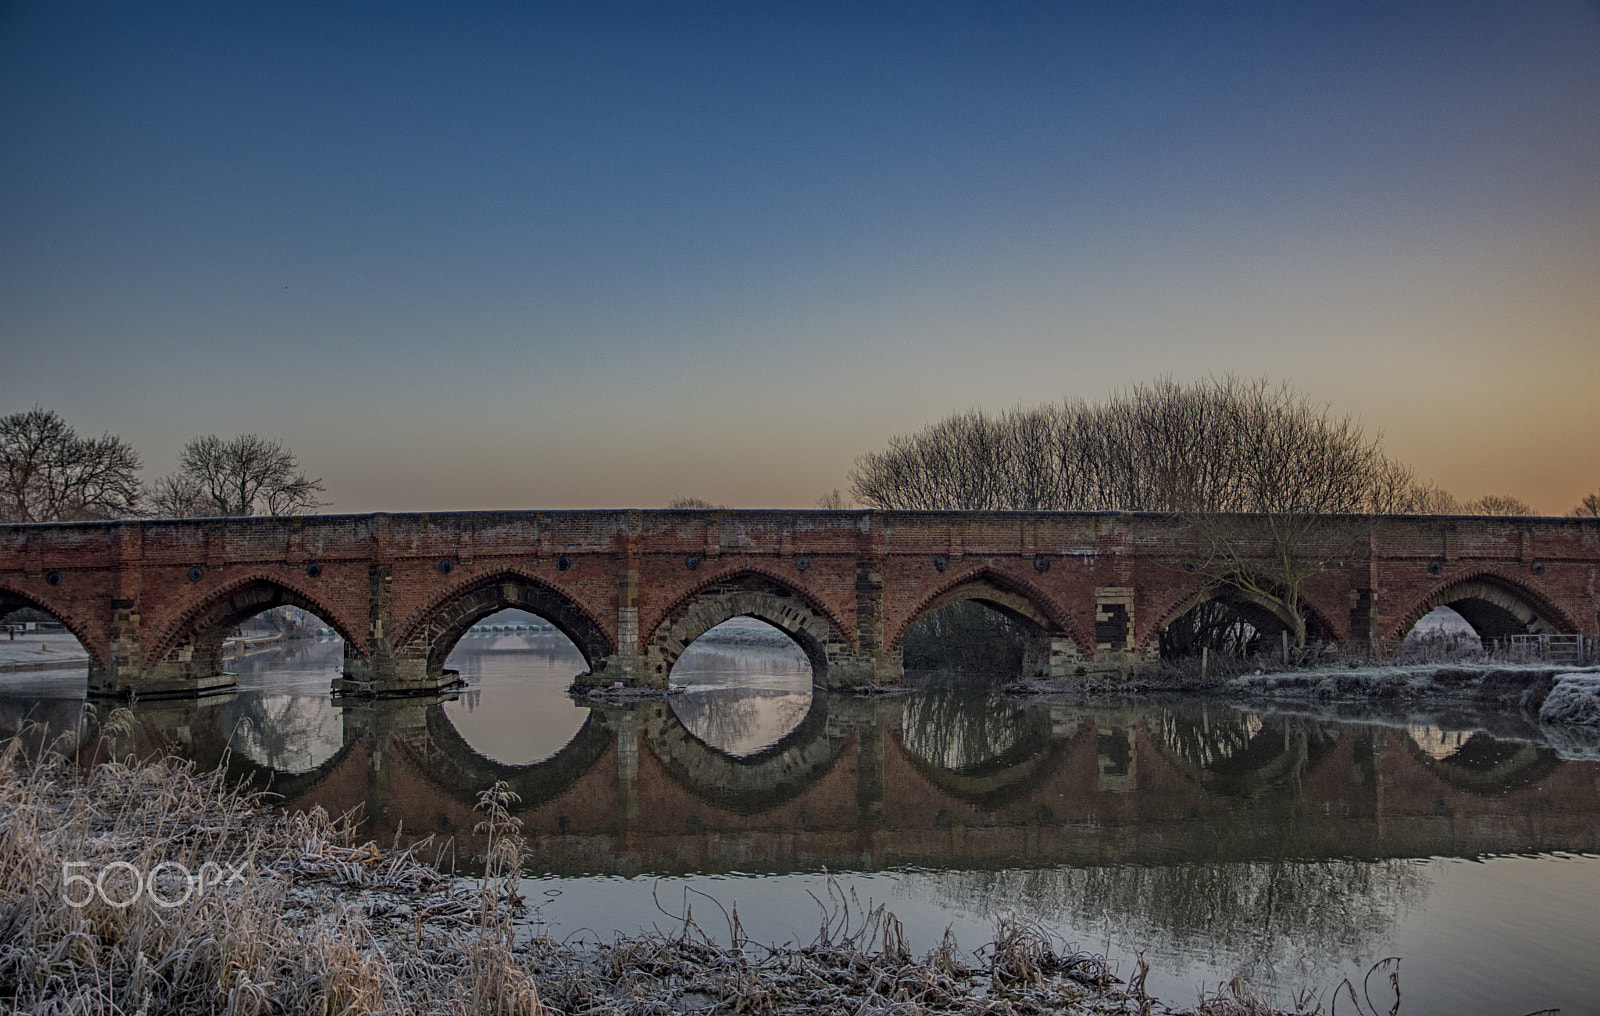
[1539,673,1600,728]
[1220,660,1591,705]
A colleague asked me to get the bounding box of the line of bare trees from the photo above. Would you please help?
[851,377,1597,654]
[851,377,1460,515]
[0,407,325,523]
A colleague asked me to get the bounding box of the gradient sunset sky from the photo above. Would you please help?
[3,2,1597,514]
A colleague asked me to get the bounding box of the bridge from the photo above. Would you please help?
[1,509,1596,698]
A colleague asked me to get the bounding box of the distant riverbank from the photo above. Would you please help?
[1011,660,1600,758]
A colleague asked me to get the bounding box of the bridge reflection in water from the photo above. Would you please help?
[42,683,1600,879]
[9,667,1600,1010]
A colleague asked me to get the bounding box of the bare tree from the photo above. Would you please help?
[155,435,326,517]
[815,488,852,509]
[666,496,722,509]
[0,407,143,523]
[850,377,1467,652]
[145,472,215,518]
[1573,493,1600,518]
[1461,494,1534,516]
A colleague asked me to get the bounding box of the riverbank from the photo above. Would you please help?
[0,726,1333,1015]
[1009,660,1600,753]
[0,633,89,673]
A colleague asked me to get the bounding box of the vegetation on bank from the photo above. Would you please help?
[0,407,323,523]
[0,718,1348,1015]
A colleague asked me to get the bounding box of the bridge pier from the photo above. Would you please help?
[336,648,464,697]
[87,600,240,699]
[333,564,465,698]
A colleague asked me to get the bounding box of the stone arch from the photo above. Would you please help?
[644,568,852,684]
[395,570,615,680]
[0,580,105,669]
[146,574,363,684]
[890,566,1087,677]
[1393,571,1575,643]
[1150,579,1340,657]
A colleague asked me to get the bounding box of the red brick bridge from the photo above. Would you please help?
[1,510,1596,697]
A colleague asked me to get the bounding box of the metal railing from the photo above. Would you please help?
[1508,633,1587,664]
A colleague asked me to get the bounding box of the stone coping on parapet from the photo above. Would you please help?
[4,506,1600,529]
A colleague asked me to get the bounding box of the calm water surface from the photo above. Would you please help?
[4,617,1599,1015]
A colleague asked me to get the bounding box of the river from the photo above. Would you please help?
[2,614,1598,1015]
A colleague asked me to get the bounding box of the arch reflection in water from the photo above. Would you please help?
[667,616,813,757]
[440,609,593,765]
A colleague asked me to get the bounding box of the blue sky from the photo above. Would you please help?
[3,2,1598,512]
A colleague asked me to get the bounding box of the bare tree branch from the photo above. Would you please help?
[155,434,327,517]
[0,407,143,523]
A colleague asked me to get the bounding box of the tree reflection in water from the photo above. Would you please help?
[224,639,345,773]
[897,677,1035,773]
[1153,708,1265,771]
[224,692,343,774]
[913,858,1430,996]
[669,620,813,756]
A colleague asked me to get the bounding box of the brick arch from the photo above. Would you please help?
[1392,569,1576,642]
[146,573,365,675]
[642,567,852,683]
[1147,578,1341,653]
[887,565,1087,653]
[394,569,615,679]
[0,580,106,669]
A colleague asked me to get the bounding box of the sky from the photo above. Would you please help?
[2,2,1598,514]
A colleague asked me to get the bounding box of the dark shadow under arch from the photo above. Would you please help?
[1154,580,1340,659]
[1394,572,1574,643]
[397,572,615,680]
[891,567,1087,678]
[890,566,1086,654]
